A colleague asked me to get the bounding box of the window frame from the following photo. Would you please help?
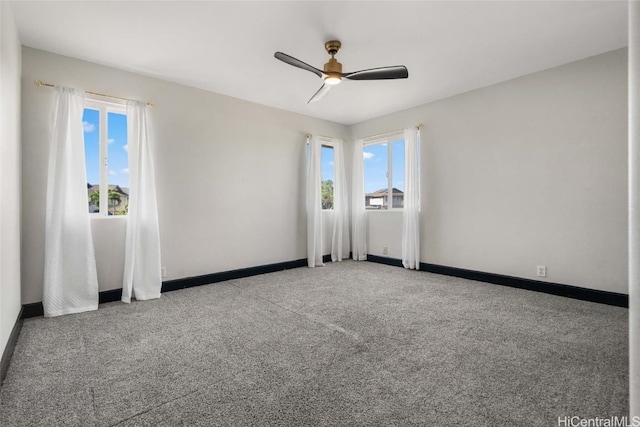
[84,97,127,217]
[363,132,405,211]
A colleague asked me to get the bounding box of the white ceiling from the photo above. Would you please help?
[10,1,628,125]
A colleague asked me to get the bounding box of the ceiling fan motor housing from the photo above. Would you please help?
[324,57,342,74]
[324,40,341,55]
[324,40,343,80]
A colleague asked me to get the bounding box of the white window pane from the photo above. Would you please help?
[392,139,405,208]
[321,145,334,210]
[83,108,100,213]
[364,143,388,210]
[107,112,129,216]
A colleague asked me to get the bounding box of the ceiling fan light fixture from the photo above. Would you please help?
[324,74,342,85]
[274,39,408,103]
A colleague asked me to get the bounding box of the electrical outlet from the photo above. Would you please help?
[383,247,388,255]
[161,266,167,278]
[536,265,546,278]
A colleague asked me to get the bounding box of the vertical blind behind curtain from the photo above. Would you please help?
[306,135,324,267]
[43,87,99,317]
[402,127,421,269]
[122,100,162,302]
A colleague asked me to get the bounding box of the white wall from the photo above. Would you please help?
[19,46,628,305]
[350,49,628,294]
[21,47,347,304]
[0,2,22,356]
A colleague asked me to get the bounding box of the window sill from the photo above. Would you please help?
[89,215,128,220]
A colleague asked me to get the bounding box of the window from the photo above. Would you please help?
[363,134,405,210]
[83,99,129,216]
[321,145,334,210]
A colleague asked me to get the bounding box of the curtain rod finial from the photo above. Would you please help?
[34,80,43,87]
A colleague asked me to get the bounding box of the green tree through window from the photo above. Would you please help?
[88,188,127,216]
[321,179,334,210]
[321,145,334,210]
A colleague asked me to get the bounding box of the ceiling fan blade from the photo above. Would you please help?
[308,84,331,104]
[343,65,409,81]
[274,52,323,78]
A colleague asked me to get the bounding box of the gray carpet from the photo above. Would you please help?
[0,261,628,426]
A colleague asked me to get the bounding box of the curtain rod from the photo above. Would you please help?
[305,125,422,144]
[362,124,423,142]
[305,134,342,141]
[34,80,154,107]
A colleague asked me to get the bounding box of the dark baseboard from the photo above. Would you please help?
[1,307,24,385]
[21,253,624,318]
[367,254,404,268]
[22,302,44,319]
[22,288,123,319]
[22,258,312,319]
[161,254,352,293]
[162,258,308,292]
[99,288,123,304]
[367,255,628,308]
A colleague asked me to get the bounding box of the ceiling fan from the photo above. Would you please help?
[274,40,409,104]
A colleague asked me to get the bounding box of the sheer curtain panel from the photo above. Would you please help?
[43,87,99,317]
[122,101,162,302]
[402,127,421,269]
[306,135,324,267]
[351,139,367,260]
[331,139,350,261]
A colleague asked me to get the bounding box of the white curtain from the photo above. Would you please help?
[402,127,421,269]
[351,138,367,260]
[331,139,350,261]
[43,87,99,317]
[122,101,162,302]
[306,135,324,267]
